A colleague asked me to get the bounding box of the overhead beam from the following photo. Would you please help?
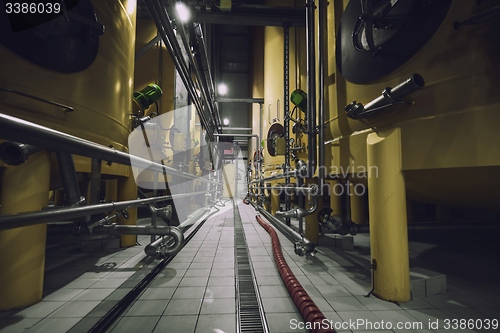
[137,4,305,27]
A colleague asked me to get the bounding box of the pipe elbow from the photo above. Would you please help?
[145,226,185,259]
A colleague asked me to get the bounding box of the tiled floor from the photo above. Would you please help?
[0,200,499,333]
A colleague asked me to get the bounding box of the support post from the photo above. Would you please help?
[367,128,410,302]
[0,151,50,310]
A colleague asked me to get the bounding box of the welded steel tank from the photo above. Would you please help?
[327,0,500,208]
[0,0,137,168]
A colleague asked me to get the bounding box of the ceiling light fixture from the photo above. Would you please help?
[175,2,191,23]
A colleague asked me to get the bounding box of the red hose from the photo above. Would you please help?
[255,215,335,333]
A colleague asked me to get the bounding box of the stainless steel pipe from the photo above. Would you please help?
[0,113,218,185]
[0,191,213,230]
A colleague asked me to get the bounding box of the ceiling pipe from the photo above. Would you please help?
[143,0,214,141]
[194,23,222,131]
[171,3,220,133]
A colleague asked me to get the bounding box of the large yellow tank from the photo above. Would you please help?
[0,0,137,172]
[327,0,500,209]
[0,0,137,309]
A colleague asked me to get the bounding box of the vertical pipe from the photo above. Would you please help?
[88,158,102,206]
[297,176,305,235]
[0,151,50,310]
[305,182,320,244]
[117,172,138,247]
[367,128,410,302]
[105,179,118,215]
[283,25,291,226]
[318,0,326,194]
[56,152,82,206]
[306,0,317,178]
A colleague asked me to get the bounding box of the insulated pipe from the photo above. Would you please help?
[250,200,315,256]
[255,215,333,333]
[0,191,213,230]
[306,0,317,178]
[0,113,218,185]
[56,152,84,206]
[0,141,42,166]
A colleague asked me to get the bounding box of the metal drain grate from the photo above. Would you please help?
[234,204,268,333]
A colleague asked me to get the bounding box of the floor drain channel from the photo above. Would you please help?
[234,202,268,333]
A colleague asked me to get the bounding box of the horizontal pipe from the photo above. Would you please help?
[264,185,316,193]
[0,191,213,230]
[250,200,315,256]
[364,74,424,111]
[92,224,182,236]
[87,210,209,333]
[0,113,218,184]
[221,127,253,131]
[178,207,211,230]
[248,171,298,184]
[345,74,425,119]
[0,141,42,166]
[275,192,318,220]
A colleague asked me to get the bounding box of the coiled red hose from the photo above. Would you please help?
[255,215,335,333]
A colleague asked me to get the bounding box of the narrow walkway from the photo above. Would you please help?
[0,200,498,333]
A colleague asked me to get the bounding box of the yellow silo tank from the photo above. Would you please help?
[0,0,137,310]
